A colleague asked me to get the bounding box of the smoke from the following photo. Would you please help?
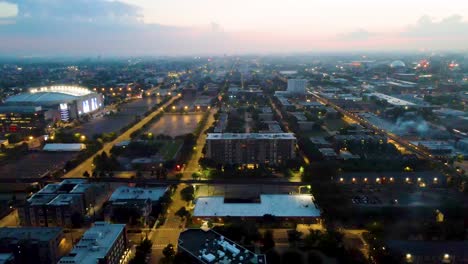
[392,112,429,136]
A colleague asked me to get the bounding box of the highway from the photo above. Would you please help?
[62,95,180,178]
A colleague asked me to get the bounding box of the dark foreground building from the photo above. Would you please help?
[178,228,266,264]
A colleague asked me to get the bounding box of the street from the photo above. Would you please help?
[63,95,179,178]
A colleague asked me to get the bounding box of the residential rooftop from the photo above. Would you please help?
[59,222,126,264]
[179,229,266,264]
[109,186,167,202]
[207,133,296,140]
[48,194,81,206]
[0,227,63,242]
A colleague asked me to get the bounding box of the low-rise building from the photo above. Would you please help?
[193,194,320,224]
[18,180,108,227]
[107,186,168,226]
[178,228,267,264]
[0,227,64,264]
[59,222,128,264]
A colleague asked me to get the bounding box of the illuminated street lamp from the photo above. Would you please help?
[80,135,86,141]
[405,253,413,263]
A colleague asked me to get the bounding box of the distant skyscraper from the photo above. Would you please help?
[287,79,307,94]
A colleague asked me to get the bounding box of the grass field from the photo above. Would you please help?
[157,140,183,160]
[324,118,348,131]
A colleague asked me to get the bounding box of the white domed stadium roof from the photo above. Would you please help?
[390,60,406,68]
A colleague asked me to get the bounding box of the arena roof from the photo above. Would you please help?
[5,86,95,105]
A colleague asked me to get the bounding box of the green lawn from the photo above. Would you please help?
[324,118,347,131]
[158,140,183,160]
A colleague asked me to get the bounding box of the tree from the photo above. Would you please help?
[175,206,189,218]
[262,230,275,251]
[192,172,201,180]
[136,170,143,178]
[162,243,175,258]
[287,230,303,247]
[180,186,195,202]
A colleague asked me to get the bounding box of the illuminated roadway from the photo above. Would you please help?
[308,91,436,161]
[62,95,180,178]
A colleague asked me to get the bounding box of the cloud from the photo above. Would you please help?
[0,0,233,55]
[402,14,468,38]
[0,2,467,55]
[7,0,142,22]
[337,28,376,41]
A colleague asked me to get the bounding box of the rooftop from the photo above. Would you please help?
[179,229,266,264]
[207,133,296,140]
[43,143,87,152]
[368,92,415,106]
[5,86,95,105]
[59,222,126,264]
[0,227,62,242]
[70,183,95,194]
[194,194,320,218]
[109,186,167,202]
[48,194,81,206]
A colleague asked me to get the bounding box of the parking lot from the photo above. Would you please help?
[345,185,467,207]
[72,97,162,135]
[145,113,203,137]
[0,152,78,179]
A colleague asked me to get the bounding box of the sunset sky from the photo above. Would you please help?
[0,0,467,55]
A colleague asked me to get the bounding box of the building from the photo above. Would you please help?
[59,222,129,264]
[287,79,307,95]
[43,143,87,152]
[18,180,108,227]
[206,133,296,165]
[106,186,168,226]
[178,228,267,264]
[0,106,47,135]
[46,194,84,227]
[0,253,14,264]
[1,86,104,124]
[193,194,320,224]
[0,227,64,264]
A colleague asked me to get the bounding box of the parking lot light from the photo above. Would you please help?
[406,253,413,263]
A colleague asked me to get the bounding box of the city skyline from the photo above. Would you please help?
[0,0,467,55]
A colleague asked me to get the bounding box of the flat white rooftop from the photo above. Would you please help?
[194,194,320,218]
[43,143,86,152]
[59,222,125,264]
[109,186,167,202]
[207,133,296,140]
[369,92,415,106]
